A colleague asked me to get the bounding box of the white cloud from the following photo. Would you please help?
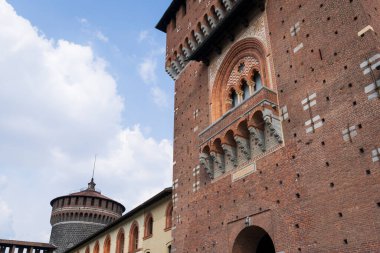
[138,57,157,84]
[78,17,108,43]
[138,30,149,42]
[79,18,88,25]
[151,86,169,108]
[0,0,172,242]
[95,30,108,42]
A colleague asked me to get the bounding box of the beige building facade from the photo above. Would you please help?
[65,188,172,253]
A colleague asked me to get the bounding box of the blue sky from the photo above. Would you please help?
[0,0,174,242]
[9,0,173,139]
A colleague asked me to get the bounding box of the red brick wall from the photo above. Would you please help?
[165,0,380,252]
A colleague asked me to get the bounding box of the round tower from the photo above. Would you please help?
[49,179,125,253]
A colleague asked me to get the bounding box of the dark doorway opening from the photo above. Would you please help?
[256,233,275,252]
[232,225,275,253]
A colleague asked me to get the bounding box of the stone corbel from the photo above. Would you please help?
[215,7,225,20]
[182,46,191,58]
[194,32,204,44]
[165,65,177,80]
[201,24,211,37]
[210,151,225,173]
[248,126,266,152]
[222,0,233,11]
[199,153,214,179]
[188,38,198,51]
[234,135,251,160]
[222,143,237,167]
[177,54,186,68]
[171,60,182,74]
[207,15,218,29]
[264,116,283,143]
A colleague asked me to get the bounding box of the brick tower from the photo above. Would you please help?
[49,179,125,253]
[157,0,380,252]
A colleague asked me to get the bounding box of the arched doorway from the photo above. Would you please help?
[232,226,275,253]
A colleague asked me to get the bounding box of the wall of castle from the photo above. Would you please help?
[166,0,380,252]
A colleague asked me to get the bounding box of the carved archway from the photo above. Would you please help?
[211,38,268,122]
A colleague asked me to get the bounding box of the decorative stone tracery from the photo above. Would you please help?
[198,38,283,181]
[211,38,269,122]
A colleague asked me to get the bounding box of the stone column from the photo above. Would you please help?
[236,90,243,104]
[248,80,255,96]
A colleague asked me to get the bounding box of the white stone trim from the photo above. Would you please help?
[371,148,380,162]
[360,54,380,75]
[358,25,374,37]
[290,22,300,36]
[305,115,323,133]
[293,43,304,53]
[364,79,380,100]
[342,125,357,142]
[301,93,317,111]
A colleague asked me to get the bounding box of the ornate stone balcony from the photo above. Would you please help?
[198,87,283,181]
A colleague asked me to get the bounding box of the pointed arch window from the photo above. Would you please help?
[129,222,139,253]
[103,236,110,253]
[241,79,250,100]
[144,213,154,238]
[252,71,263,91]
[165,203,173,230]
[211,38,270,121]
[93,241,99,253]
[230,89,238,108]
[116,229,125,253]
